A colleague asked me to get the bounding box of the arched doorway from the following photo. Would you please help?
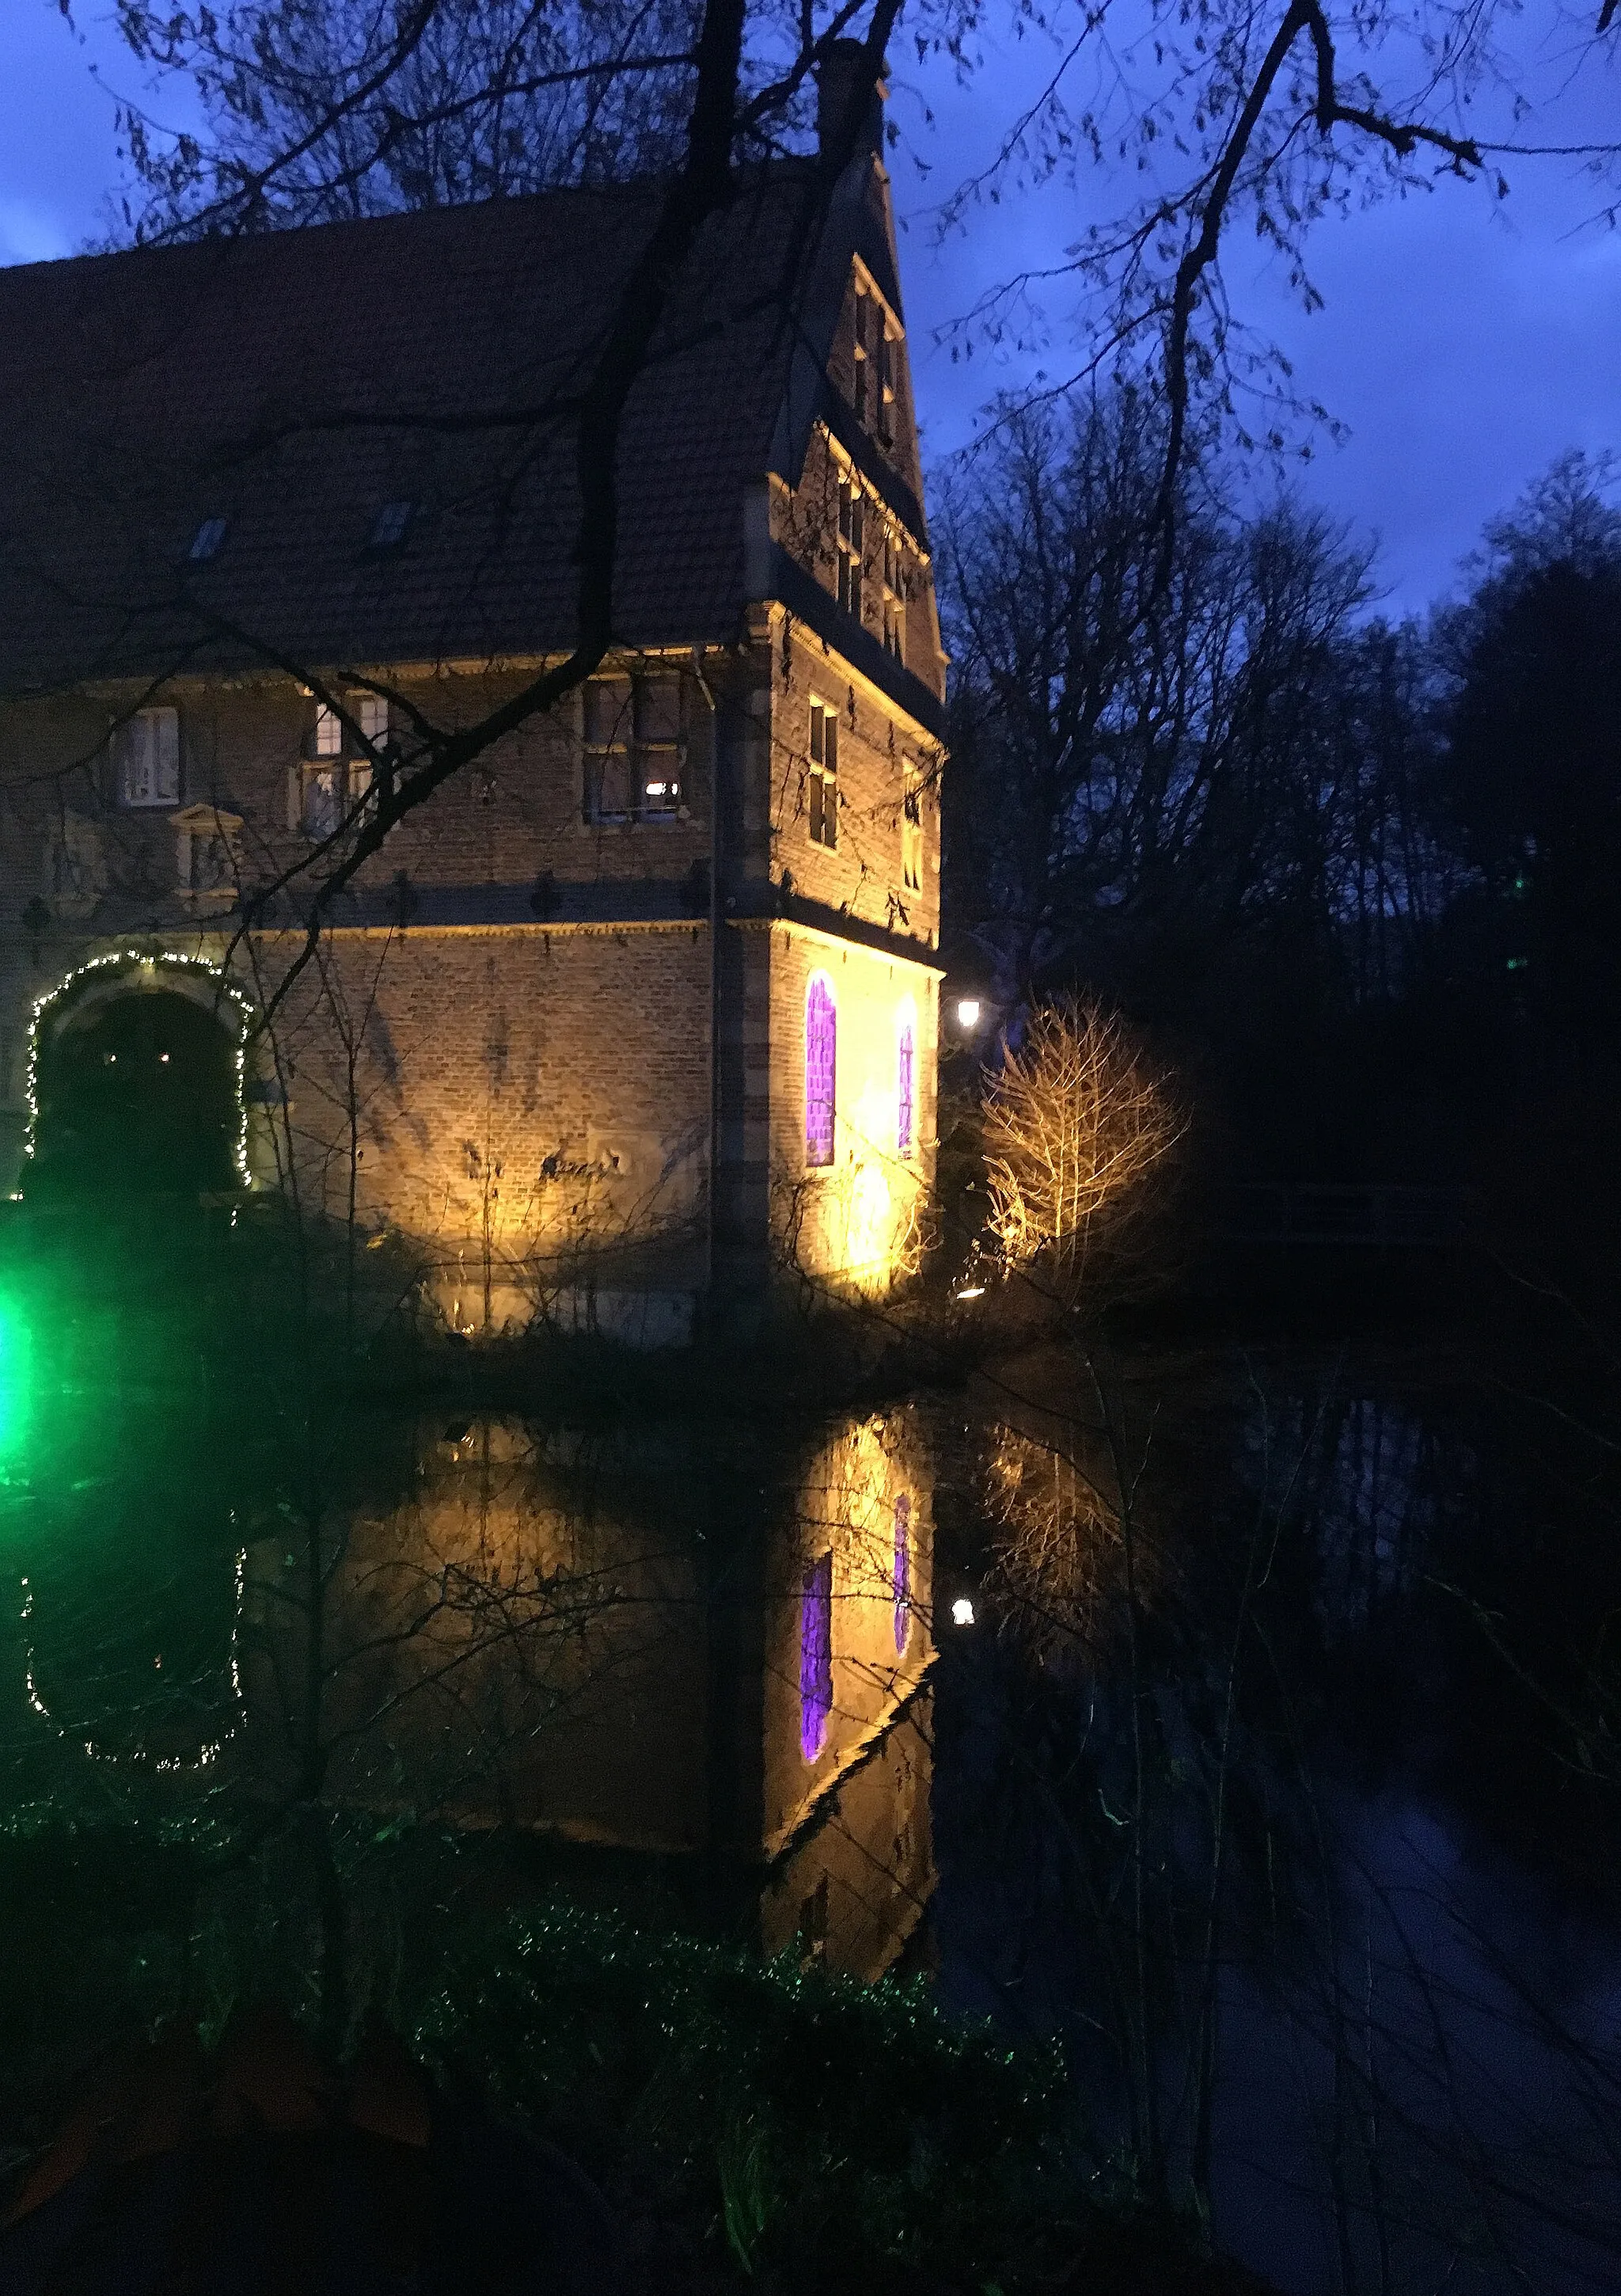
[30,971,244,1200]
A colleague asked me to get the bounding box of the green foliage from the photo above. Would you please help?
[414,1901,1069,2286]
[0,1819,1262,2291]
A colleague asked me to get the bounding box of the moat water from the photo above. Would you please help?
[1,1253,1618,2296]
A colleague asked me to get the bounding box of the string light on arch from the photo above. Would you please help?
[22,947,258,1190]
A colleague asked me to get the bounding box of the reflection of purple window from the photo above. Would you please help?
[897,1021,915,1158]
[806,975,837,1168]
[799,1551,833,1761]
[892,1492,911,1652]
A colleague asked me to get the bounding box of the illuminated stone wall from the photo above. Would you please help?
[765,614,941,947]
[253,920,714,1335]
[0,413,945,1323]
[761,925,938,1291]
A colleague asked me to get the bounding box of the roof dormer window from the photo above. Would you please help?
[366,499,414,553]
[188,515,229,563]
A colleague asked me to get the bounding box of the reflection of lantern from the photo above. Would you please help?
[799,1552,833,1762]
[892,1492,910,1652]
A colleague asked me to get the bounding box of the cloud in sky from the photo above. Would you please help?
[2,3,1616,617]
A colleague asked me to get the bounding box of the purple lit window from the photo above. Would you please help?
[799,1551,833,1762]
[892,1492,911,1652]
[897,1021,915,1158]
[806,975,837,1168]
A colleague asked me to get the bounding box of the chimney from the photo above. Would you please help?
[817,38,886,164]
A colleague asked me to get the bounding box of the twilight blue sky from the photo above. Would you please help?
[2,4,1617,618]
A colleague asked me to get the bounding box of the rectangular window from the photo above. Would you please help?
[808,701,838,850]
[636,676,682,818]
[897,1023,916,1158]
[852,285,898,447]
[351,691,388,800]
[583,674,683,823]
[584,678,634,821]
[302,766,343,841]
[882,532,906,662]
[837,478,864,620]
[806,976,837,1169]
[113,707,181,808]
[902,766,922,894]
[180,821,238,899]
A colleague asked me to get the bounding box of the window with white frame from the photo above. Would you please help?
[583,673,683,823]
[808,701,838,850]
[295,694,391,838]
[113,707,181,808]
[301,765,343,841]
[352,691,388,801]
[298,701,346,839]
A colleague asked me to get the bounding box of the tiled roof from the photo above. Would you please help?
[0,171,826,694]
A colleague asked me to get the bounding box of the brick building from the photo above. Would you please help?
[0,67,943,1338]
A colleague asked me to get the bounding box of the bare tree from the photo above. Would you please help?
[981,994,1183,1305]
[930,0,1620,582]
[940,389,1380,1004]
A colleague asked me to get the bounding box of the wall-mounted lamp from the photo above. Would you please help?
[951,1596,976,1628]
[955,998,982,1028]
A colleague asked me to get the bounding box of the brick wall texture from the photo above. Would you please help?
[0,231,946,1328]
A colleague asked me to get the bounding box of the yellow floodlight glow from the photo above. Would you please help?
[846,1160,893,1275]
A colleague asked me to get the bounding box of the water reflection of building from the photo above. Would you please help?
[758,1412,933,1975]
[251,1408,935,1979]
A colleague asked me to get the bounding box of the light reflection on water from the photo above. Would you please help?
[0,1403,937,1983]
[2,1355,1620,2294]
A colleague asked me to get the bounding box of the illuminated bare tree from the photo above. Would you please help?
[981,995,1183,1303]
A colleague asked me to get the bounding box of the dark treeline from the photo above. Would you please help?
[940,405,1621,1230]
